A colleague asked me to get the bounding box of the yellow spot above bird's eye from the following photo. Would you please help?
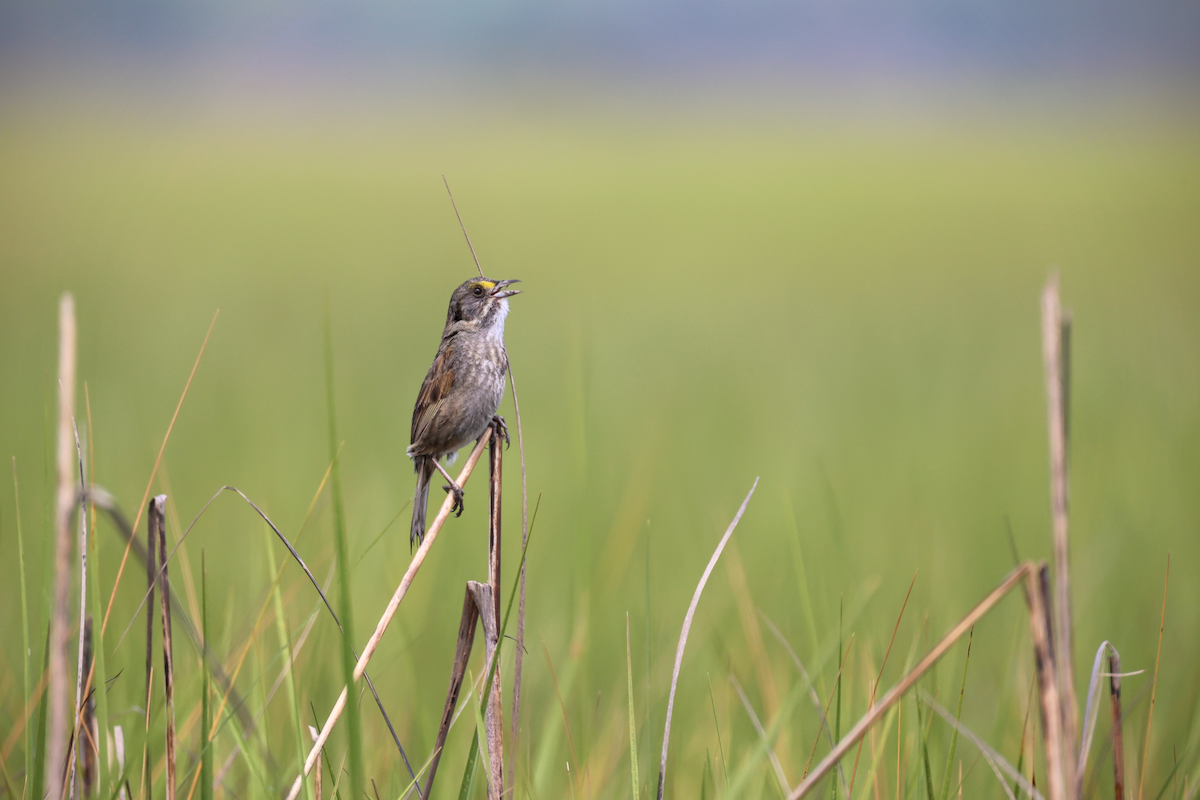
[476,281,496,290]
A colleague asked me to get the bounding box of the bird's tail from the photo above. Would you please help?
[410,456,432,550]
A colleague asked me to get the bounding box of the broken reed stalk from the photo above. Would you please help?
[787,563,1035,800]
[153,496,177,800]
[285,427,495,800]
[1109,651,1125,800]
[1041,276,1080,786]
[47,292,76,800]
[487,424,505,797]
[657,477,758,800]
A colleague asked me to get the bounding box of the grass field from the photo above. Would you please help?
[1,90,1198,799]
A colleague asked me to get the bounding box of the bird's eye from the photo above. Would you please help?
[472,286,485,297]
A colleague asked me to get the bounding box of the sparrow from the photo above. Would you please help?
[408,277,520,547]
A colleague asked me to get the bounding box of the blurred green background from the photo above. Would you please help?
[2,5,1199,797]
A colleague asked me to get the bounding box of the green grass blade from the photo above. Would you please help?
[324,300,363,800]
[456,729,481,800]
[469,669,494,798]
[627,613,641,800]
[87,499,111,800]
[13,459,32,800]
[833,599,843,800]
[707,674,728,786]
[938,628,972,800]
[31,622,50,800]
[200,552,212,800]
[917,693,936,800]
[264,525,312,800]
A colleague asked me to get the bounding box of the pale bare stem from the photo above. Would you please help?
[1042,275,1079,788]
[787,563,1033,800]
[286,428,495,800]
[657,478,758,800]
[47,292,76,800]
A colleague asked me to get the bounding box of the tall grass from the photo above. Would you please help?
[1,101,1198,799]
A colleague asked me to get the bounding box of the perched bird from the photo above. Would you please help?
[408,277,521,547]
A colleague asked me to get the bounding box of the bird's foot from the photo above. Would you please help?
[442,481,465,517]
[491,415,511,448]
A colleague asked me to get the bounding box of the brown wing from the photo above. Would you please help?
[410,346,455,447]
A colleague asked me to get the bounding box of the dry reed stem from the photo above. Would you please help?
[657,477,758,800]
[486,427,505,797]
[1137,556,1169,800]
[1109,652,1125,800]
[787,563,1034,800]
[48,292,76,800]
[1029,565,1069,800]
[152,497,176,800]
[286,428,495,800]
[1041,276,1080,784]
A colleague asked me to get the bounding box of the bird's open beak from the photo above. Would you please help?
[490,279,521,298]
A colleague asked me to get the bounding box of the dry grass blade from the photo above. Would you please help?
[1137,555,1169,800]
[286,427,495,800]
[153,497,177,800]
[1041,275,1079,780]
[788,563,1033,800]
[919,690,1041,800]
[47,292,76,800]
[656,477,758,800]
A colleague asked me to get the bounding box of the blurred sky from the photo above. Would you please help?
[2,0,1198,108]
